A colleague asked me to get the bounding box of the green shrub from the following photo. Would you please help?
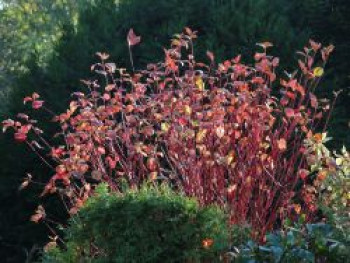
[231,221,349,263]
[42,183,229,262]
[303,134,350,237]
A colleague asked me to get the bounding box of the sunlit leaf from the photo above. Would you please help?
[277,138,287,151]
[127,28,141,46]
[206,50,214,63]
[285,108,295,118]
[313,67,324,77]
[215,125,225,138]
[161,122,170,132]
[196,129,207,143]
[195,77,204,91]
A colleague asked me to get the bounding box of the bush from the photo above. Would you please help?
[303,134,350,237]
[231,221,349,263]
[41,183,229,262]
[2,28,337,240]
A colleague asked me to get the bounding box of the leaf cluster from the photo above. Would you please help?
[232,222,349,263]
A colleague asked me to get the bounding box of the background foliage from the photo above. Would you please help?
[0,0,349,262]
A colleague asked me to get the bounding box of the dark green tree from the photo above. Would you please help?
[0,0,79,113]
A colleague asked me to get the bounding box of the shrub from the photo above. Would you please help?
[231,221,349,263]
[41,183,229,262]
[2,28,337,240]
[303,134,350,236]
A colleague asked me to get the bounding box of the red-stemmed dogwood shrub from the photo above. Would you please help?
[2,28,336,240]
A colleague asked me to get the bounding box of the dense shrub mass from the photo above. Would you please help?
[0,2,311,257]
[42,183,229,263]
[3,27,345,238]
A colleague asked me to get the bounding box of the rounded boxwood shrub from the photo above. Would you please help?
[42,183,229,262]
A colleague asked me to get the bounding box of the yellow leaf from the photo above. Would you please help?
[196,129,207,143]
[313,67,324,77]
[184,105,192,115]
[191,120,200,127]
[171,39,181,46]
[195,77,205,91]
[226,151,235,165]
[161,122,170,132]
[336,158,343,166]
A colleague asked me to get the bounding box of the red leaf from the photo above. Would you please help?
[309,93,318,108]
[127,28,141,46]
[206,51,215,63]
[277,138,287,151]
[69,206,79,215]
[178,117,187,126]
[23,97,33,104]
[232,55,241,64]
[51,147,65,158]
[272,57,279,67]
[294,83,305,97]
[285,108,295,118]
[315,112,323,119]
[103,93,111,101]
[30,205,45,223]
[286,91,296,100]
[32,92,40,100]
[32,100,44,110]
[298,60,308,74]
[280,97,289,106]
[254,52,265,61]
[106,156,119,169]
[97,146,106,155]
[2,119,15,133]
[19,125,31,134]
[146,157,158,172]
[55,165,67,175]
[234,130,241,139]
[298,169,309,180]
[14,132,27,142]
[309,39,321,52]
[184,27,193,36]
[164,49,178,71]
[105,84,116,92]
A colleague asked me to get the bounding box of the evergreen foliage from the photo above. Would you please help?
[42,183,229,263]
[235,222,349,262]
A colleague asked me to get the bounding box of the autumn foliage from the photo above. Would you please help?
[2,28,337,239]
